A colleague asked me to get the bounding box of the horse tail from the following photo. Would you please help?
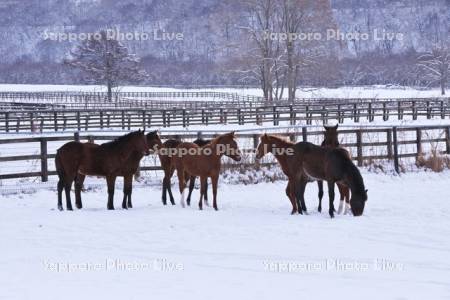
[55,149,65,181]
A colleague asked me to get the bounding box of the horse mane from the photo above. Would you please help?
[210,133,234,147]
[341,153,365,196]
[101,131,141,149]
[266,134,294,146]
[194,138,211,147]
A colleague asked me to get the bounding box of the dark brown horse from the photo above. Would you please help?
[158,138,211,206]
[317,125,352,215]
[55,130,161,210]
[173,132,241,210]
[256,134,367,217]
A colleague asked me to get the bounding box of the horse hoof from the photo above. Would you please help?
[67,207,73,211]
[108,207,115,210]
[318,207,322,213]
[76,204,82,209]
[128,204,133,209]
[58,205,63,211]
[329,212,335,218]
[214,207,218,211]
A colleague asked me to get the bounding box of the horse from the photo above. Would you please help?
[55,130,160,210]
[317,125,352,215]
[173,132,241,210]
[186,138,211,206]
[255,134,367,217]
[158,138,211,206]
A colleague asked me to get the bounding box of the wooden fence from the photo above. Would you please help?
[1,98,449,132]
[1,125,449,182]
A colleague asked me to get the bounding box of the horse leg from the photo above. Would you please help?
[204,179,209,206]
[57,179,64,211]
[122,175,132,209]
[297,179,308,214]
[162,175,168,205]
[167,168,176,205]
[64,177,74,211]
[328,181,336,218]
[211,174,219,211]
[106,176,116,210]
[199,176,207,210]
[337,183,346,214]
[74,174,85,209]
[317,180,324,213]
[287,179,299,215]
[177,167,186,208]
[186,175,196,206]
[344,185,351,215]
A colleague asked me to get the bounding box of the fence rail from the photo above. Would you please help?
[1,98,449,133]
[1,125,449,182]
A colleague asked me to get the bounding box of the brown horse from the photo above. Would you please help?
[158,138,211,206]
[173,132,241,210]
[256,134,367,217]
[55,130,160,210]
[317,125,352,215]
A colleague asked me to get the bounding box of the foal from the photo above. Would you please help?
[317,125,351,215]
[158,138,211,205]
[173,132,241,210]
[55,130,156,210]
[256,134,367,217]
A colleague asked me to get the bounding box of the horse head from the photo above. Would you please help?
[146,130,162,153]
[323,124,339,148]
[134,129,150,156]
[350,189,368,216]
[216,132,241,162]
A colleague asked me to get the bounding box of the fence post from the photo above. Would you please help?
[74,132,80,142]
[446,127,450,154]
[416,128,422,158]
[77,111,81,131]
[386,129,393,159]
[121,110,125,129]
[182,109,187,128]
[253,134,259,150]
[356,130,363,167]
[5,112,9,132]
[393,126,400,173]
[40,138,48,182]
[302,127,307,142]
[289,104,294,125]
[100,111,104,129]
[53,111,58,131]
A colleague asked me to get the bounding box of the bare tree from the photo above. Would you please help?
[65,30,148,101]
[417,45,449,95]
[239,0,281,101]
[279,0,334,100]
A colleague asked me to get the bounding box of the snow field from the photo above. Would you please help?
[0,171,450,299]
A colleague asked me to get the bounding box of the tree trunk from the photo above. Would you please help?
[287,42,294,102]
[107,82,112,102]
[441,78,446,95]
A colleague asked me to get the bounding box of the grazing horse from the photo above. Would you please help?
[55,130,158,210]
[159,138,211,205]
[256,134,367,217]
[173,132,241,210]
[317,125,352,215]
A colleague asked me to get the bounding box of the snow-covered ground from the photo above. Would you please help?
[0,84,446,99]
[1,171,450,300]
